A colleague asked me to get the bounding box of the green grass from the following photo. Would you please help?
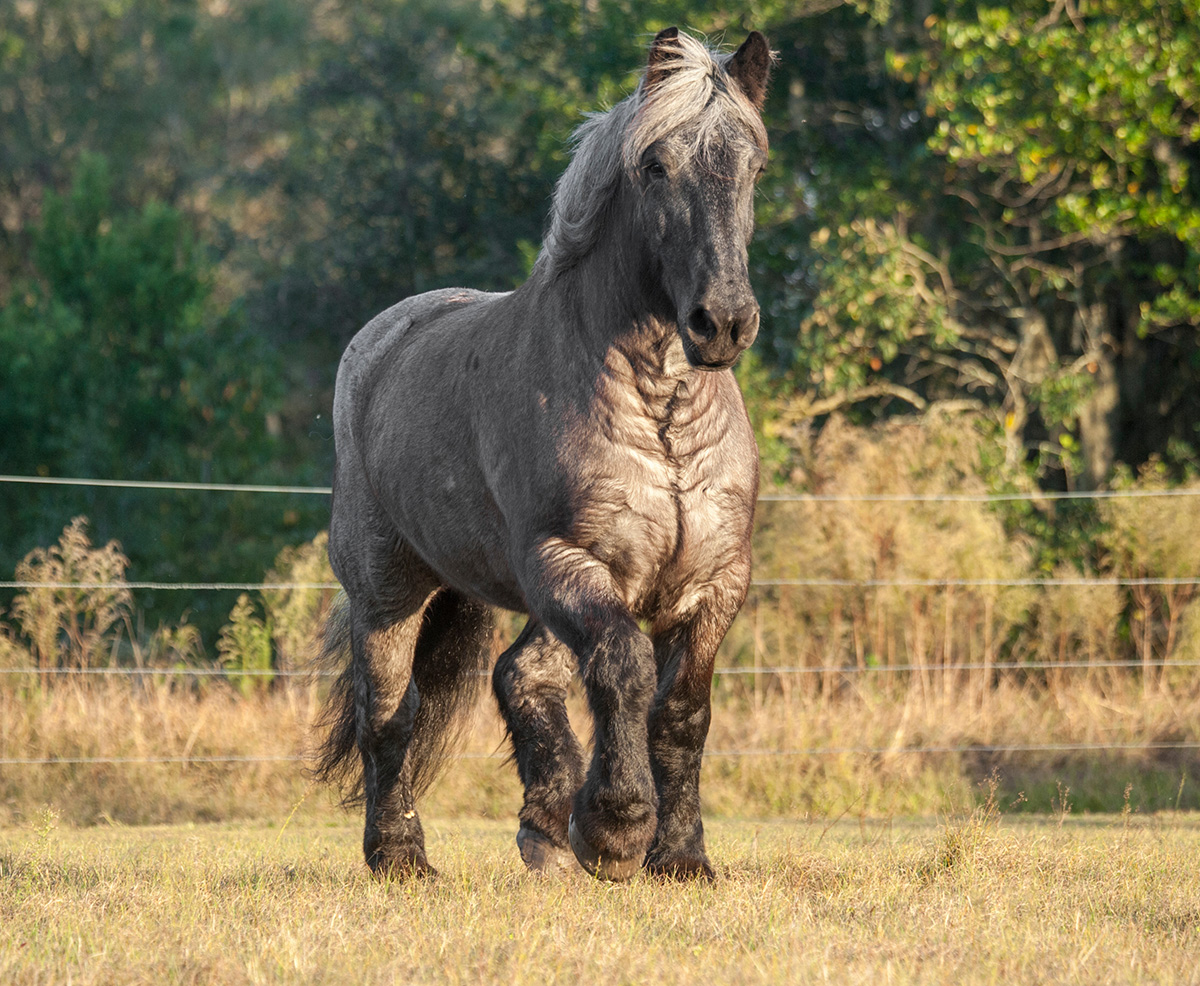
[3,813,1200,985]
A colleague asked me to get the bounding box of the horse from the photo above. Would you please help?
[315,27,772,882]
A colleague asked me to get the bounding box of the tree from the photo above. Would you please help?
[0,155,313,637]
[761,0,1200,490]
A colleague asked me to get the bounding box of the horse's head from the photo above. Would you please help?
[628,28,772,370]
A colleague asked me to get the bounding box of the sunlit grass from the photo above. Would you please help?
[2,813,1199,985]
[4,673,1199,829]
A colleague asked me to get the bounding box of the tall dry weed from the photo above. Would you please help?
[1032,562,1122,677]
[9,516,132,671]
[217,593,274,695]
[1101,464,1200,686]
[215,532,337,692]
[4,669,1198,826]
[744,415,1033,695]
[261,531,337,670]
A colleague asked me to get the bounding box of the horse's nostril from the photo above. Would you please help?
[687,307,718,341]
[730,322,740,345]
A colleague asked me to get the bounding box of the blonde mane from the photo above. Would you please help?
[538,32,768,275]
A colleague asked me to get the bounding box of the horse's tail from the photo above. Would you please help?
[407,590,494,797]
[312,593,360,802]
[312,589,493,804]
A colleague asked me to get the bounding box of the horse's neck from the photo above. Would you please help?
[537,230,677,360]
[524,228,726,424]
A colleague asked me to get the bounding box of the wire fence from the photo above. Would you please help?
[5,741,1200,768]
[5,577,1200,591]
[4,657,1200,766]
[3,658,1200,678]
[6,473,1200,502]
[5,472,1200,771]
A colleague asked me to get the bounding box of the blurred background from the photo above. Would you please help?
[3,0,1200,822]
[1,0,1198,667]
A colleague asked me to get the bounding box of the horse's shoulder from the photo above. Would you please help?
[711,368,754,431]
[708,369,760,479]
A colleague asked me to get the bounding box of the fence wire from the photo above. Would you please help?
[5,472,1200,770]
[5,473,1200,503]
[4,741,1199,768]
[3,659,1200,678]
[5,576,1200,592]
[0,475,333,495]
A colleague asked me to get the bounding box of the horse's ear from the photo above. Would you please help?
[644,26,681,93]
[727,31,772,110]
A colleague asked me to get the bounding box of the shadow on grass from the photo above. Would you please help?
[962,749,1198,813]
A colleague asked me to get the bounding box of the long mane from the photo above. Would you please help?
[537,32,769,276]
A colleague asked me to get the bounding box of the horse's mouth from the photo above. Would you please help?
[678,320,752,371]
[680,336,742,371]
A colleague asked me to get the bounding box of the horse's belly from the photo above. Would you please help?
[364,442,523,610]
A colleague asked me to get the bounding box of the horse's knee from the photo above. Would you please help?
[493,622,576,716]
[565,624,659,879]
[580,622,656,711]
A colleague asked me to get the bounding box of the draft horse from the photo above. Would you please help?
[316,28,772,881]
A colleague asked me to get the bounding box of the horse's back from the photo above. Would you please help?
[334,288,503,430]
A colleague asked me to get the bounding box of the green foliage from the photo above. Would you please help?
[217,594,274,697]
[797,218,959,397]
[6,153,280,481]
[756,0,1200,500]
[0,154,319,637]
[3,0,1200,660]
[928,0,1200,249]
[260,532,337,671]
[213,532,337,692]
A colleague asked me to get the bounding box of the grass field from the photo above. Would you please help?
[4,674,1200,831]
[3,811,1199,985]
[3,671,1199,984]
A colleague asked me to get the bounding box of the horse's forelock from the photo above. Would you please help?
[539,33,766,275]
[623,33,768,171]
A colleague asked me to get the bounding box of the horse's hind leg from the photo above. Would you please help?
[349,596,436,877]
[493,620,584,875]
[408,590,493,799]
[343,584,492,878]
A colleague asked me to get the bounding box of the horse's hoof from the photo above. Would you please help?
[568,814,643,881]
[516,826,578,876]
[367,852,437,881]
[644,854,716,882]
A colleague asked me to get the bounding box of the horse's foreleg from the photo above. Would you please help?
[352,609,435,878]
[492,620,583,875]
[645,589,745,881]
[525,541,659,881]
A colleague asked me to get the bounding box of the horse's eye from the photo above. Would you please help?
[644,160,667,181]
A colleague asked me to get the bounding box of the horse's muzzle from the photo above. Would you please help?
[682,302,760,369]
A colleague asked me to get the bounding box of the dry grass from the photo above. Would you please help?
[3,669,1199,829]
[2,813,1199,985]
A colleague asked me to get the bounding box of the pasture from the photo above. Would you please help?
[2,813,1199,985]
[5,673,1198,984]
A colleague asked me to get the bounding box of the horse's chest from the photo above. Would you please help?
[566,421,704,607]
[571,471,677,599]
